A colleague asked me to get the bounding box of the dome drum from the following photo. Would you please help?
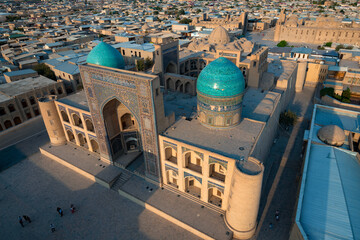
[196,57,245,128]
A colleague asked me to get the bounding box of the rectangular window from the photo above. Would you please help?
[47,110,51,117]
[217,190,221,197]
[156,88,159,96]
[189,180,194,186]
[50,120,54,125]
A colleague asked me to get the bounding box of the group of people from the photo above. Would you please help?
[18,204,76,233]
[269,210,280,230]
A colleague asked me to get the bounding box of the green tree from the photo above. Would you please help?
[33,63,56,81]
[341,87,351,101]
[279,110,298,128]
[178,9,185,15]
[145,57,153,70]
[324,42,332,47]
[179,18,192,24]
[335,44,344,51]
[196,9,201,13]
[277,40,288,47]
[320,87,335,97]
[136,59,145,71]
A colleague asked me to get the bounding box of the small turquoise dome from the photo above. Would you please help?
[197,57,245,98]
[86,42,125,69]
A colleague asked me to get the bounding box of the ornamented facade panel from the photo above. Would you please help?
[79,64,160,180]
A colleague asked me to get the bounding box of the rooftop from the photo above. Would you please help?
[296,104,360,240]
[3,69,37,77]
[57,90,89,111]
[0,76,56,99]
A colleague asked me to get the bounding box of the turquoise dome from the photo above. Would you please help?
[197,57,245,98]
[86,42,125,69]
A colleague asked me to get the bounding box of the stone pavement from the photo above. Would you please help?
[0,145,199,240]
[255,87,316,240]
[118,174,231,240]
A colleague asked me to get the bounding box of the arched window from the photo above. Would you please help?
[85,119,94,132]
[77,133,87,148]
[0,107,5,116]
[13,117,22,125]
[165,147,177,164]
[4,120,12,129]
[33,107,40,116]
[208,187,223,208]
[67,130,75,143]
[21,99,28,108]
[0,123,3,131]
[29,96,36,105]
[50,89,56,95]
[57,87,63,95]
[184,152,202,174]
[90,139,99,153]
[8,104,15,112]
[121,113,134,130]
[61,111,69,123]
[72,114,82,128]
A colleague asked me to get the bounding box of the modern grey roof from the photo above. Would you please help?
[296,105,360,240]
[112,41,155,52]
[57,90,89,111]
[0,76,56,97]
[291,47,312,54]
[3,69,37,77]
[54,62,80,75]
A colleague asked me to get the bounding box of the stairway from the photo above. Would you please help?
[163,184,225,215]
[111,170,133,191]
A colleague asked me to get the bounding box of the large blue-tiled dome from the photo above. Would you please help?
[86,41,125,69]
[197,57,245,98]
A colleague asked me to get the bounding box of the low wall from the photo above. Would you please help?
[318,95,360,112]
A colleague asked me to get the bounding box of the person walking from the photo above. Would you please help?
[275,210,280,222]
[50,223,55,233]
[57,207,63,217]
[70,204,75,214]
[18,216,24,227]
[23,215,31,223]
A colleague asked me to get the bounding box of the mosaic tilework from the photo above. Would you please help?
[209,156,228,170]
[79,65,160,179]
[184,171,202,184]
[208,181,224,193]
[165,164,178,175]
[182,146,204,160]
[64,124,72,131]
[164,140,177,151]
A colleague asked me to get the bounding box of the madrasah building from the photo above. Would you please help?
[38,29,297,239]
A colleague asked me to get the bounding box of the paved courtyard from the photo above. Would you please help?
[0,133,198,240]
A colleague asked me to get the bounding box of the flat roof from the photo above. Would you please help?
[296,104,360,240]
[0,76,56,98]
[57,90,89,111]
[3,69,37,77]
[163,117,264,162]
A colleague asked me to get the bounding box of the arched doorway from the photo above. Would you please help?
[72,114,83,128]
[175,80,183,92]
[77,133,87,148]
[13,117,22,125]
[90,139,99,153]
[208,187,223,208]
[85,119,94,132]
[67,130,75,143]
[185,82,192,94]
[166,62,177,73]
[184,151,202,174]
[4,120,12,129]
[165,147,177,164]
[166,170,178,188]
[102,98,141,160]
[61,111,69,122]
[209,163,226,182]
[166,78,174,91]
[185,176,202,198]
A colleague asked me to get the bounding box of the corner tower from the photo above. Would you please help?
[197,57,245,128]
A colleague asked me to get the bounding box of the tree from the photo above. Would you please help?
[341,87,351,101]
[324,42,332,47]
[196,9,201,13]
[136,59,145,71]
[277,40,288,47]
[179,18,192,24]
[145,57,153,70]
[279,110,298,128]
[320,87,335,97]
[178,9,185,15]
[335,44,344,51]
[33,63,56,81]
